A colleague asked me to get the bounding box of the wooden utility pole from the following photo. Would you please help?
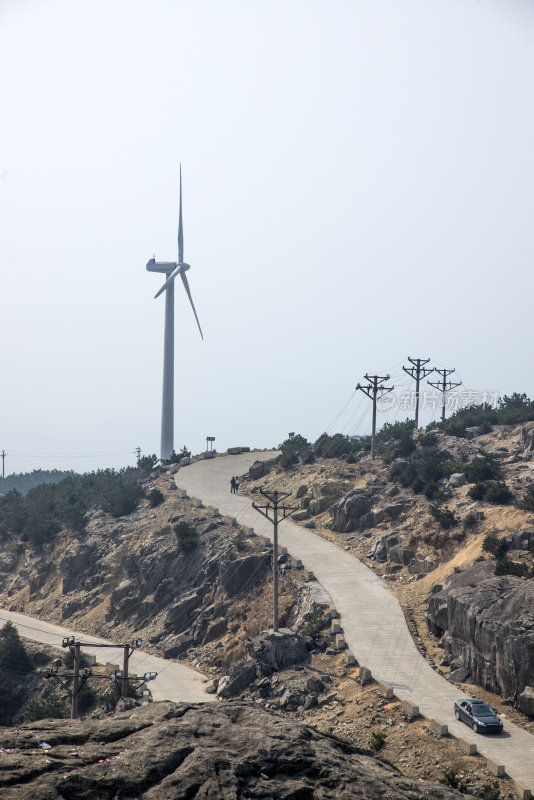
[356,374,394,459]
[252,489,298,632]
[428,368,461,423]
[402,357,434,429]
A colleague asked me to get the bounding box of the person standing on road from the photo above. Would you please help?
[230,476,236,493]
[234,475,240,493]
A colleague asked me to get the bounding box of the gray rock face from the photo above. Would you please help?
[219,553,271,597]
[426,561,534,697]
[448,473,466,488]
[0,701,467,799]
[329,489,374,532]
[248,457,278,480]
[216,660,257,697]
[162,633,194,659]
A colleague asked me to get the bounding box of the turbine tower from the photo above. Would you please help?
[147,167,203,460]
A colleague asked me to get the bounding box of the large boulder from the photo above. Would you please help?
[216,659,257,697]
[248,629,309,674]
[426,561,534,697]
[329,489,374,533]
[518,686,534,717]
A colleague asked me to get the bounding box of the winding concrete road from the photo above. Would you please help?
[0,609,208,703]
[177,451,534,798]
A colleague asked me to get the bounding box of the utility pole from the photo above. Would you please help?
[356,374,394,459]
[1,450,5,480]
[252,489,298,632]
[402,357,434,429]
[134,446,142,463]
[72,641,80,718]
[52,636,149,718]
[428,368,461,423]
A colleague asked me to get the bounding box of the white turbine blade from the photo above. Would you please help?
[180,271,203,339]
[178,164,184,264]
[154,265,183,299]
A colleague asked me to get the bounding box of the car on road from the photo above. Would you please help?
[454,699,503,733]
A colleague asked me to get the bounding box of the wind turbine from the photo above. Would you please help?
[147,167,203,461]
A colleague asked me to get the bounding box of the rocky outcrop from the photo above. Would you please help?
[219,553,271,597]
[0,701,468,800]
[426,561,534,697]
[329,489,375,532]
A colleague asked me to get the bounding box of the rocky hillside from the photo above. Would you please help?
[241,422,534,711]
[0,700,481,799]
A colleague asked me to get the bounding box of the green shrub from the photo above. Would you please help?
[137,454,159,473]
[483,481,513,505]
[147,488,164,508]
[494,559,528,577]
[279,433,313,468]
[313,432,353,459]
[298,608,328,640]
[0,621,33,674]
[279,451,299,470]
[469,481,512,505]
[463,511,479,529]
[24,695,64,721]
[477,781,500,800]
[517,486,534,512]
[174,521,198,553]
[468,483,486,501]
[78,682,97,713]
[102,482,144,517]
[482,535,508,560]
[465,454,502,483]
[24,515,62,546]
[429,504,457,529]
[368,731,386,752]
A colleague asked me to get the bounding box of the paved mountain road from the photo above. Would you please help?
[177,451,534,797]
[0,609,208,703]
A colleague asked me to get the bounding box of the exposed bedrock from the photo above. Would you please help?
[426,560,534,699]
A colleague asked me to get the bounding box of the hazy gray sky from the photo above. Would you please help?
[1,0,533,474]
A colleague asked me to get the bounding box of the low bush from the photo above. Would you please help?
[78,683,97,713]
[24,695,64,721]
[494,559,528,577]
[465,454,502,483]
[102,482,144,517]
[483,481,513,505]
[463,511,479,529]
[174,520,198,553]
[368,731,387,752]
[482,535,508,560]
[147,488,164,508]
[429,504,457,529]
[517,486,534,513]
[469,481,512,505]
